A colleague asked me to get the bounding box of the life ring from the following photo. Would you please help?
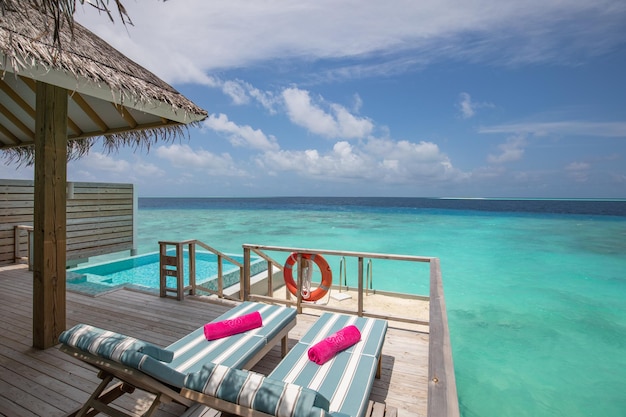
[283,252,332,302]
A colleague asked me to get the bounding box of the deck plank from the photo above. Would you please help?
[0,265,428,417]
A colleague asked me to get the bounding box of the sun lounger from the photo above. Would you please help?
[181,312,388,417]
[59,301,297,417]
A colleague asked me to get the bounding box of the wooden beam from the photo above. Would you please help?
[33,81,68,349]
[112,103,138,129]
[0,122,21,145]
[0,78,36,118]
[70,92,109,132]
[0,101,34,139]
[18,75,82,135]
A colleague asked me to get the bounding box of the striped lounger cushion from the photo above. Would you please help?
[58,323,174,366]
[59,302,296,388]
[185,362,332,417]
[183,312,386,417]
[268,313,388,417]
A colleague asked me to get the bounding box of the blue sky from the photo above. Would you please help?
[2,0,626,198]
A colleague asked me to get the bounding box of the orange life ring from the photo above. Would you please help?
[283,252,332,302]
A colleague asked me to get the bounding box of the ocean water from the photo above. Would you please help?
[131,197,626,417]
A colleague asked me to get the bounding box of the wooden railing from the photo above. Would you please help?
[243,244,432,325]
[241,243,459,417]
[158,239,243,301]
[13,224,33,268]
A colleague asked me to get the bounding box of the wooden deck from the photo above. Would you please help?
[0,264,429,417]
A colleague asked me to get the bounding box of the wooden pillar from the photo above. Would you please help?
[33,82,68,349]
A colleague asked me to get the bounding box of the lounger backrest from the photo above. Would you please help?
[59,323,174,365]
[59,323,190,387]
[184,362,332,417]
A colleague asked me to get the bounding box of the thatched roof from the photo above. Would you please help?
[0,4,207,162]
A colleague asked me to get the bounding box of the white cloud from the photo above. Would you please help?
[0,161,32,179]
[282,88,374,139]
[65,152,168,184]
[459,92,476,119]
[565,161,591,182]
[488,135,527,164]
[155,144,248,177]
[203,113,279,151]
[75,152,131,173]
[458,92,494,119]
[76,1,626,84]
[222,81,250,105]
[132,161,166,178]
[257,137,466,185]
[479,121,626,137]
[208,78,279,113]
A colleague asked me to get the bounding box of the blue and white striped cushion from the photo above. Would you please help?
[166,302,297,372]
[59,302,298,389]
[184,362,330,417]
[268,313,387,417]
[59,324,174,365]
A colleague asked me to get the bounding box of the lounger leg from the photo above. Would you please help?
[376,356,382,379]
[70,373,112,417]
[141,393,163,417]
[69,372,136,417]
[281,335,288,357]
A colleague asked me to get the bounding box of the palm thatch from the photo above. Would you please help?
[0,2,207,164]
[1,0,132,47]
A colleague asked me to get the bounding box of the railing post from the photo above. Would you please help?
[28,228,33,271]
[188,241,196,296]
[159,242,167,297]
[176,242,184,301]
[296,252,304,314]
[357,256,364,316]
[267,261,274,297]
[217,254,223,297]
[366,259,373,295]
[243,247,251,301]
[14,226,20,263]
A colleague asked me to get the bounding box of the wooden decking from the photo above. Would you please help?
[0,264,429,417]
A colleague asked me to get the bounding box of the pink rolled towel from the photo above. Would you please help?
[203,311,263,341]
[307,325,361,365]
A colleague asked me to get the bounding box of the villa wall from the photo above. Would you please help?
[0,179,136,266]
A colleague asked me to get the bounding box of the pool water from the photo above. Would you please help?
[67,250,265,296]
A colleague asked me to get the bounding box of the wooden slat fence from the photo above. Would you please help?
[0,179,136,265]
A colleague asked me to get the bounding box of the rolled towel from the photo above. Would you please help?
[307,325,361,365]
[204,311,263,341]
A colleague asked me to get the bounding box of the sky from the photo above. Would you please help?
[2,0,626,198]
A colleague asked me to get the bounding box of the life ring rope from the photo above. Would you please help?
[283,252,332,302]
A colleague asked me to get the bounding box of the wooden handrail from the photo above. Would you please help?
[243,243,434,263]
[428,258,460,417]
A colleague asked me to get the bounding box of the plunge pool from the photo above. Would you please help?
[67,250,265,296]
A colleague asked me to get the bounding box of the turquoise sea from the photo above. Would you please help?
[129,197,626,417]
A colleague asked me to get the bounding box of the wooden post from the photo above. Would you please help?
[33,82,68,349]
[357,257,364,316]
[243,247,251,301]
